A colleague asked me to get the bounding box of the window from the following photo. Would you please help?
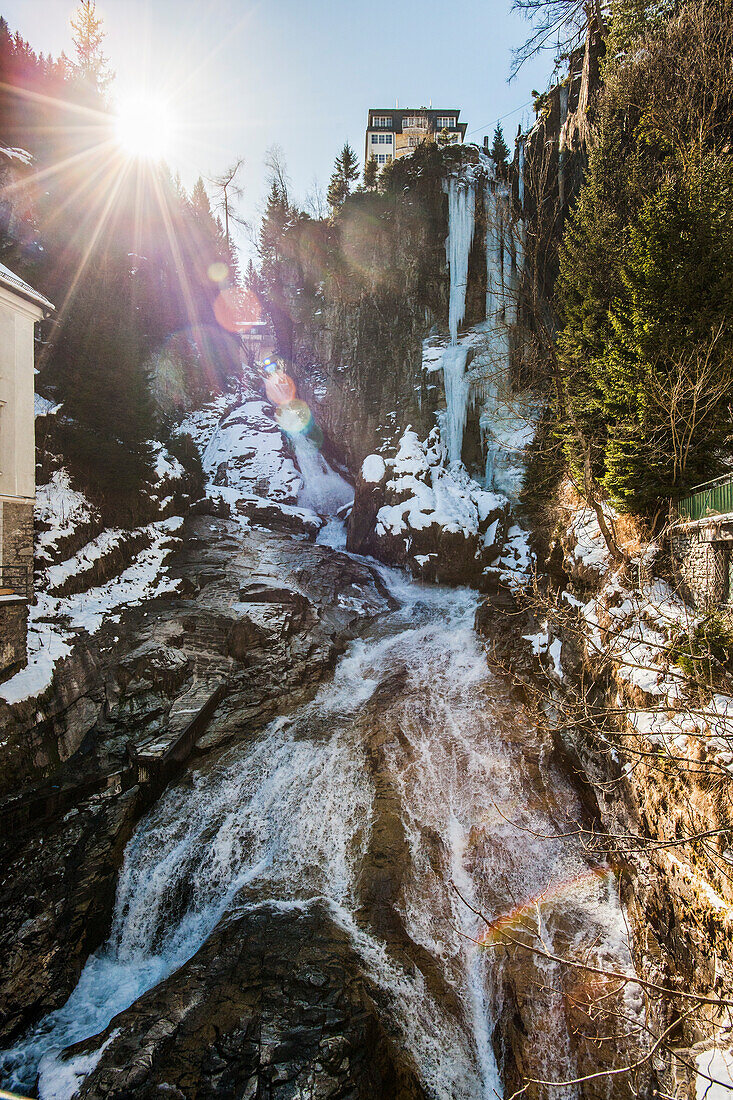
[403,115,428,129]
[376,133,392,144]
[408,135,421,147]
[377,153,393,164]
[372,115,392,128]
[436,115,456,129]
[371,134,379,143]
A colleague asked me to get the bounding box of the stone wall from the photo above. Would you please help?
[670,523,729,610]
[0,599,28,681]
[1,499,33,597]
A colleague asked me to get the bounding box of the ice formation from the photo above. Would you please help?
[445,177,476,345]
[442,175,476,463]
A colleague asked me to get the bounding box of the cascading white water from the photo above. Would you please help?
[290,433,353,517]
[288,431,354,548]
[2,568,637,1100]
[442,176,476,464]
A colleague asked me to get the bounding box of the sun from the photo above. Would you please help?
[114,96,174,161]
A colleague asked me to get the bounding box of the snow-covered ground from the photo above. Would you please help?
[557,498,733,775]
[35,470,97,566]
[0,517,183,708]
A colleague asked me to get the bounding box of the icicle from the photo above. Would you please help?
[444,177,476,346]
[441,345,471,465]
[484,183,512,370]
[441,175,476,464]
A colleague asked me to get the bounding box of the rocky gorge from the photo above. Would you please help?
[0,107,731,1100]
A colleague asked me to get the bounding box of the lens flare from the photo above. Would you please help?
[213,287,247,332]
[265,370,297,406]
[276,399,312,435]
[208,262,228,283]
[477,866,613,945]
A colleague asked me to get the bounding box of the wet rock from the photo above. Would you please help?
[0,516,394,1049]
[0,788,141,1046]
[72,902,427,1100]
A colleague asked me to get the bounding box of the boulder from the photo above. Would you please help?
[71,902,427,1100]
[348,429,509,586]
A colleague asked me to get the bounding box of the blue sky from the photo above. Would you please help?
[3,0,554,251]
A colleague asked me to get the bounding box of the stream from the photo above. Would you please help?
[2,536,635,1099]
[1,181,639,1095]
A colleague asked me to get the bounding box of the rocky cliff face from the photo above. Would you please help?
[476,494,733,1096]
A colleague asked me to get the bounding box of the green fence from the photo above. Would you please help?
[677,476,733,522]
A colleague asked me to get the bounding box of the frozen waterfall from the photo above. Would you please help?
[445,177,476,346]
[442,176,476,464]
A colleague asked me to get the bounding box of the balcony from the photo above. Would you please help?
[677,475,733,522]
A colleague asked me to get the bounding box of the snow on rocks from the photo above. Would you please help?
[0,517,183,707]
[178,391,320,533]
[0,145,32,165]
[348,427,511,585]
[182,396,301,504]
[560,496,733,773]
[695,1046,733,1099]
[361,454,386,484]
[34,394,62,419]
[35,469,99,566]
[42,526,153,599]
[564,505,615,581]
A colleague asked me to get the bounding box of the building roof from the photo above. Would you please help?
[0,263,54,313]
[366,108,468,138]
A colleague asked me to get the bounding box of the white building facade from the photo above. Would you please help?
[0,263,53,678]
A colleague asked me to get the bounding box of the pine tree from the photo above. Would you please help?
[190,177,213,220]
[363,155,379,190]
[70,0,113,91]
[490,124,510,174]
[327,143,360,210]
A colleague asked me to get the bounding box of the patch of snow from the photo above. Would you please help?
[362,454,386,484]
[0,145,32,165]
[567,507,613,575]
[0,518,183,707]
[696,1047,733,1099]
[548,637,563,679]
[43,527,131,593]
[376,429,505,541]
[35,470,96,565]
[151,441,185,486]
[34,394,62,418]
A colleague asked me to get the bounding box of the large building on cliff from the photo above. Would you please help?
[0,263,53,680]
[364,107,467,168]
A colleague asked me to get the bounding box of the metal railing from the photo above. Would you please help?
[677,475,733,523]
[0,564,31,598]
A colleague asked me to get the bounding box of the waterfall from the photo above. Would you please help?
[445,178,476,345]
[0,568,634,1100]
[287,432,353,548]
[517,134,526,213]
[290,433,352,517]
[442,176,476,464]
[441,344,471,466]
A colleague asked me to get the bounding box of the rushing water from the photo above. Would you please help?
[1,346,636,1098]
[2,559,634,1100]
